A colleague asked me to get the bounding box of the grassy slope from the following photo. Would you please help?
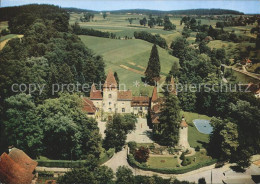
[80,35,179,95]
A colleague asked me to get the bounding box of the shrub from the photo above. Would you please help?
[195,146,200,152]
[180,152,185,160]
[181,157,191,166]
[128,141,137,154]
[134,146,150,163]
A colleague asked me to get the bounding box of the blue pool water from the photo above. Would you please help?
[193,119,213,134]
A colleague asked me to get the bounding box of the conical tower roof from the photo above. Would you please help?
[103,70,117,89]
[151,86,158,102]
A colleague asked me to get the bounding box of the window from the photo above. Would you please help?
[140,107,143,110]
[109,94,112,98]
[109,102,111,106]
[145,107,148,110]
[109,108,112,112]
[122,108,125,112]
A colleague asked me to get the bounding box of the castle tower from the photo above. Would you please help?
[103,70,118,113]
[178,117,190,150]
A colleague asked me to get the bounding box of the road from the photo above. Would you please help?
[104,148,260,183]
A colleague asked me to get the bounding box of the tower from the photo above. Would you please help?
[103,70,118,113]
[178,117,190,150]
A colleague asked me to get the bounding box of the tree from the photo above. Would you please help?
[163,16,176,31]
[57,166,114,184]
[128,18,133,25]
[103,12,107,19]
[169,61,180,77]
[170,37,189,59]
[145,44,161,84]
[114,72,120,86]
[3,94,43,158]
[158,94,181,146]
[116,166,134,184]
[103,114,136,152]
[134,146,150,163]
[198,177,206,184]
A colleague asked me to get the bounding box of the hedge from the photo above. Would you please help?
[37,148,115,168]
[37,160,86,168]
[127,154,217,174]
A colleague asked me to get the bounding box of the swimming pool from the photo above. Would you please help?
[193,119,213,134]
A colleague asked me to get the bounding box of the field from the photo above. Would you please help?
[80,35,179,95]
[147,156,179,169]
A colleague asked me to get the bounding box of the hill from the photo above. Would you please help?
[65,8,244,15]
[79,35,179,95]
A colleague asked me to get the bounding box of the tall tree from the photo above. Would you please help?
[145,44,161,84]
[158,94,181,146]
[114,72,119,86]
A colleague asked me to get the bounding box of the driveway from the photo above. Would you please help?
[126,118,153,143]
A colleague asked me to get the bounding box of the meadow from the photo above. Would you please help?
[80,35,179,95]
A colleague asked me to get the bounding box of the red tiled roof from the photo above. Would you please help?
[0,149,37,184]
[90,83,102,100]
[180,118,188,127]
[82,98,97,114]
[131,96,149,107]
[8,148,37,174]
[151,86,158,102]
[117,90,132,100]
[103,70,117,89]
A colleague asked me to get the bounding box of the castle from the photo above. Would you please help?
[83,70,190,150]
[83,70,149,118]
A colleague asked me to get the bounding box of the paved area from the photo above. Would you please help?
[126,118,153,143]
[97,120,107,139]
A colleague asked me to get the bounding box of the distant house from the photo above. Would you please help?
[0,148,38,184]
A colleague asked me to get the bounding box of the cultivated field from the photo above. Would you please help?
[80,35,179,95]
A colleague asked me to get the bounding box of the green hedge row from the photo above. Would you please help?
[127,154,217,174]
[37,148,115,168]
[37,160,86,168]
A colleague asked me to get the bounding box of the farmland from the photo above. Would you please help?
[80,35,179,95]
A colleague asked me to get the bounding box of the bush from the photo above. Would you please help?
[195,146,200,152]
[180,152,185,160]
[181,157,191,166]
[128,141,137,153]
[134,146,150,163]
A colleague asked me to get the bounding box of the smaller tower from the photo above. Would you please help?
[178,116,190,150]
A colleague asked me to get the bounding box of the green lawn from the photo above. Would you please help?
[80,35,179,95]
[146,150,213,169]
[182,111,212,148]
[147,156,179,169]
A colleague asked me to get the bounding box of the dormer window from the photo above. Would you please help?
[109,94,112,98]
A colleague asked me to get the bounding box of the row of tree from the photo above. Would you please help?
[58,164,200,184]
[72,22,116,38]
[134,31,167,49]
